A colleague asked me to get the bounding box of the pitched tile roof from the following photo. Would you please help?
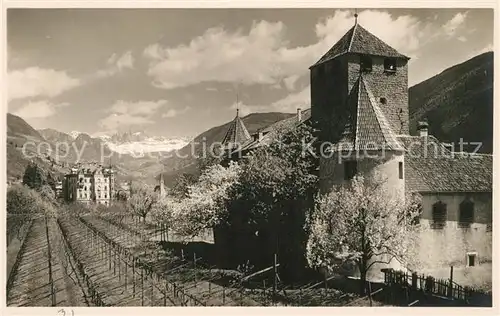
[331,76,403,152]
[235,108,311,154]
[221,109,251,148]
[398,135,492,193]
[312,23,409,67]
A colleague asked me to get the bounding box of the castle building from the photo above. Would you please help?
[221,18,492,278]
[63,164,116,206]
[310,19,492,273]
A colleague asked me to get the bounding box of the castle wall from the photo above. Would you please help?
[417,193,492,269]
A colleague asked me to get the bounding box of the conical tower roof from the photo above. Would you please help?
[311,22,409,67]
[221,109,251,148]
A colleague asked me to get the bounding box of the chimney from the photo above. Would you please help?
[417,121,429,137]
[297,108,302,122]
[258,131,264,142]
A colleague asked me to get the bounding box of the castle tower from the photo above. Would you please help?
[310,18,410,143]
[312,17,407,196]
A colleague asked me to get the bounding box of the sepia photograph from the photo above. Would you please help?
[4,6,495,309]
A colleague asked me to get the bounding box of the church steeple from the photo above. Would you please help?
[159,173,166,197]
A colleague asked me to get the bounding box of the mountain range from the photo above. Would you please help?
[7,52,493,187]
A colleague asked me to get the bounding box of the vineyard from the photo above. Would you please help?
[7,210,377,307]
[7,209,491,307]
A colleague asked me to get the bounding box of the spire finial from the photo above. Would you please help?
[354,9,358,25]
[235,81,240,117]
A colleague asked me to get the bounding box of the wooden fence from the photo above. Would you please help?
[382,268,491,306]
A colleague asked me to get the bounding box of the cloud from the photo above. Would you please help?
[109,99,166,116]
[229,85,310,116]
[12,100,70,119]
[457,36,467,42]
[8,67,81,101]
[99,113,155,131]
[442,12,468,38]
[99,99,166,130]
[269,85,310,112]
[96,51,135,78]
[161,106,191,118]
[283,75,300,91]
[144,10,436,90]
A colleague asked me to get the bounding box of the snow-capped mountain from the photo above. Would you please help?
[95,130,190,154]
[69,131,83,139]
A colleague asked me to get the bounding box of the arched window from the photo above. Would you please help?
[431,201,447,229]
[459,199,474,228]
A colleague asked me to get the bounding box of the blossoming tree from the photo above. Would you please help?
[306,174,422,294]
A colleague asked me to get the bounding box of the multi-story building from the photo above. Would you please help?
[63,164,116,206]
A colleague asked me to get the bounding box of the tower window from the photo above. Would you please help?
[344,160,358,180]
[398,162,403,179]
[360,55,372,72]
[458,199,474,228]
[431,201,447,229]
[380,97,387,104]
[384,58,397,73]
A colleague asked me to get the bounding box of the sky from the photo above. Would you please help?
[7,8,494,138]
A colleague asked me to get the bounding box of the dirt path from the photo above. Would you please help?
[7,217,90,307]
[7,218,53,306]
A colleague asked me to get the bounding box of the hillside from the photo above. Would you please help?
[6,115,66,183]
[409,52,493,153]
[7,113,44,141]
[38,128,74,144]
